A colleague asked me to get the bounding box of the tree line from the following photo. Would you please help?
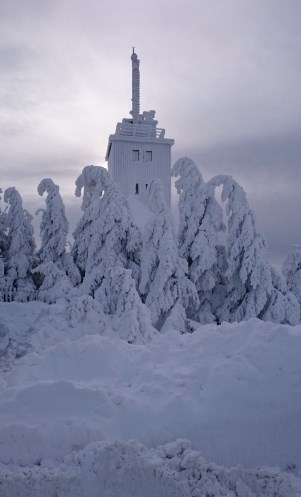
[0,158,300,339]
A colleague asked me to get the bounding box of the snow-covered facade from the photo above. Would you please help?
[106,50,174,206]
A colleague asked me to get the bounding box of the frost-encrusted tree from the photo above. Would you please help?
[172,158,226,323]
[37,178,80,286]
[0,188,8,257]
[0,189,8,300]
[282,245,301,306]
[214,175,273,322]
[3,187,36,301]
[139,179,199,332]
[37,178,69,263]
[33,261,74,304]
[72,165,105,277]
[74,165,141,295]
[95,267,155,344]
[205,175,300,325]
[172,157,204,230]
[262,266,300,325]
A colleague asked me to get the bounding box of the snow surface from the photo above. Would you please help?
[0,301,301,495]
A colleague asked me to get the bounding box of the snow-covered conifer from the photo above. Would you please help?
[37,178,69,264]
[282,244,301,307]
[72,165,105,276]
[36,178,81,287]
[66,294,105,329]
[262,266,300,325]
[74,165,141,295]
[0,257,3,281]
[0,189,8,301]
[37,178,81,286]
[3,187,36,301]
[0,188,8,257]
[213,175,273,322]
[139,179,199,332]
[60,252,81,286]
[95,267,154,343]
[172,157,203,233]
[33,261,74,304]
[172,158,225,323]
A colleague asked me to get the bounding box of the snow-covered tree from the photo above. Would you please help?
[213,175,273,323]
[172,158,226,323]
[0,258,3,279]
[72,165,105,276]
[139,179,199,332]
[37,178,68,263]
[66,294,105,329]
[172,157,203,233]
[37,178,80,286]
[95,267,155,343]
[33,261,74,304]
[3,187,36,301]
[262,266,300,325]
[60,252,81,286]
[198,175,300,325]
[0,189,8,301]
[0,188,8,257]
[282,244,301,306]
[74,165,141,295]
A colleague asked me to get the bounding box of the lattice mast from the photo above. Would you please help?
[130,48,140,123]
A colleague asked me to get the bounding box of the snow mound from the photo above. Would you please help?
[1,439,300,497]
[0,301,301,493]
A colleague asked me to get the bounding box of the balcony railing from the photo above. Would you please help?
[115,122,165,139]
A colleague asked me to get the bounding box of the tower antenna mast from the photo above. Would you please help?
[131,48,140,123]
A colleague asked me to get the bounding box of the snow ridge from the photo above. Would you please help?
[1,439,300,497]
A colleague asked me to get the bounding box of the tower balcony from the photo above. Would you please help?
[115,121,165,139]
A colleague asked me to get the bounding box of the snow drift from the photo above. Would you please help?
[1,439,300,497]
[0,300,301,495]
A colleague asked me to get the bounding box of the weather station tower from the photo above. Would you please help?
[106,49,174,206]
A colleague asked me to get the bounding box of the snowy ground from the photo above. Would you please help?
[0,301,301,496]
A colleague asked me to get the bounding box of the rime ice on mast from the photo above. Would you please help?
[106,49,174,206]
[130,48,140,123]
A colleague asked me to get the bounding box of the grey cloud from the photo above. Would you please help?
[1,154,91,187]
[0,44,36,73]
[181,129,301,185]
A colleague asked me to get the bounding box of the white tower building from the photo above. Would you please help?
[106,50,174,206]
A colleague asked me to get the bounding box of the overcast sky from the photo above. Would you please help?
[1,0,301,265]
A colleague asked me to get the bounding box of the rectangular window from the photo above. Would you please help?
[135,183,139,194]
[132,149,139,161]
[144,150,152,162]
[145,184,148,189]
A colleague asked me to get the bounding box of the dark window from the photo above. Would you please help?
[135,183,139,194]
[132,149,139,161]
[145,184,148,189]
[145,150,152,162]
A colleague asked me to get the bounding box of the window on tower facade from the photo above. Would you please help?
[135,183,139,194]
[144,150,152,162]
[132,149,139,161]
